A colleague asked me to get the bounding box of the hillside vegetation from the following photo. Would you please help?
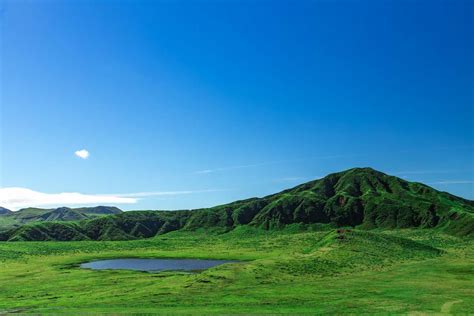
[1,168,473,241]
[0,206,122,232]
[0,228,472,313]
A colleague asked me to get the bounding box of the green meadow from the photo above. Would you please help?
[1,227,472,314]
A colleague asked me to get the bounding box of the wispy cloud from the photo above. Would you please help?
[391,169,468,176]
[193,154,358,175]
[273,176,322,183]
[427,180,474,185]
[75,149,90,159]
[112,189,223,198]
[194,146,473,176]
[275,177,307,182]
[194,162,269,174]
[0,187,219,211]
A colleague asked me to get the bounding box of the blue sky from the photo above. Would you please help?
[1,0,472,210]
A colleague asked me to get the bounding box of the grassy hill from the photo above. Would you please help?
[0,207,12,215]
[0,206,122,232]
[2,168,473,241]
[0,168,472,313]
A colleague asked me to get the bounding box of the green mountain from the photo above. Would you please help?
[2,168,473,241]
[0,206,122,232]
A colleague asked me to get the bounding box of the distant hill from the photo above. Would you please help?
[2,168,473,241]
[0,206,122,231]
[0,207,13,215]
[72,206,122,216]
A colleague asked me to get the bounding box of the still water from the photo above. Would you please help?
[80,258,237,272]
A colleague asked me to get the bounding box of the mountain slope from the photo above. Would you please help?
[248,167,474,230]
[2,168,473,241]
[0,207,13,215]
[182,167,473,233]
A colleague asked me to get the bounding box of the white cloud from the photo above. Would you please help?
[116,189,222,197]
[75,149,90,159]
[0,187,136,211]
[0,188,221,211]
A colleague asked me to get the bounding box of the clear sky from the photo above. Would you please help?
[1,0,473,211]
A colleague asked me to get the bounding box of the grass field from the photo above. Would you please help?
[0,227,472,314]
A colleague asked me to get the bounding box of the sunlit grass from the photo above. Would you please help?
[0,228,472,313]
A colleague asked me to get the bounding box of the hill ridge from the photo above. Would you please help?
[0,207,13,215]
[1,167,473,241]
[0,206,123,232]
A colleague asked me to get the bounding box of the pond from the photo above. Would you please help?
[80,258,237,272]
